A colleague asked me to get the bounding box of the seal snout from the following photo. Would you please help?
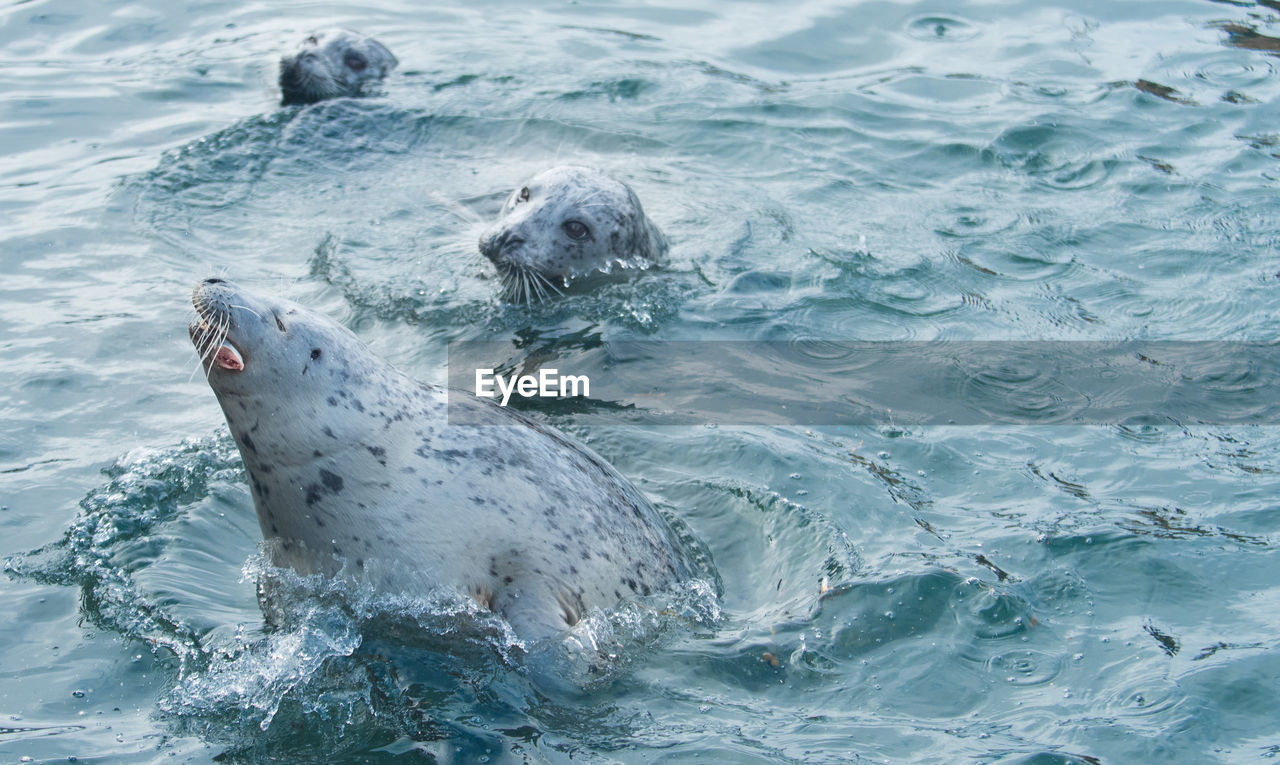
[190,279,245,373]
[479,229,527,265]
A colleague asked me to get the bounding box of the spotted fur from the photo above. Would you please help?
[189,279,693,643]
[478,166,667,302]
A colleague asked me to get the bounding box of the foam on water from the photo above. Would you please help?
[6,434,727,760]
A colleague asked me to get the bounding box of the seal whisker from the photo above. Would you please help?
[199,313,230,378]
[508,265,531,306]
[522,268,537,305]
[531,269,564,299]
[189,322,217,383]
[230,304,262,320]
[531,273,547,304]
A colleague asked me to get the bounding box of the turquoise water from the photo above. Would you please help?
[3,0,1280,761]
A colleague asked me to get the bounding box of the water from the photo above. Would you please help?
[3,0,1279,761]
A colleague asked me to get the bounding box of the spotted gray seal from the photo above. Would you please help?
[279,29,398,106]
[477,166,667,302]
[189,278,693,644]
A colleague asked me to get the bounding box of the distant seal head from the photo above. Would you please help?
[189,278,694,644]
[279,29,398,106]
[477,165,667,302]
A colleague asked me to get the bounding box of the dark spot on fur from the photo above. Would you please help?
[319,469,344,493]
[305,485,321,506]
[240,432,257,454]
[328,396,338,407]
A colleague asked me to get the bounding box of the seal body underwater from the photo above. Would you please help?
[478,165,667,302]
[189,278,693,643]
[279,29,398,106]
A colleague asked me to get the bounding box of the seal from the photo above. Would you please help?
[279,29,398,106]
[189,278,693,644]
[477,165,667,302]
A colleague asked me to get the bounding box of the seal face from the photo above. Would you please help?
[279,29,398,106]
[189,278,692,643]
[477,166,668,302]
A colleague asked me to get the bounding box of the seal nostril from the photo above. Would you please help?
[481,231,521,262]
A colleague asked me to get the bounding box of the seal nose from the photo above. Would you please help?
[480,230,526,263]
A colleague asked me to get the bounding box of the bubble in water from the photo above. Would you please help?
[905,15,981,42]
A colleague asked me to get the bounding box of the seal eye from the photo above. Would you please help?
[518,187,530,203]
[275,315,287,332]
[563,220,589,240]
[344,52,368,72]
[310,348,322,360]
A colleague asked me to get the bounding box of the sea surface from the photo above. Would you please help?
[3,0,1280,762]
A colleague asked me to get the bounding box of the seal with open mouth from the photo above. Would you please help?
[189,278,694,644]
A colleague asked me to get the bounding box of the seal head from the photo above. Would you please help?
[477,166,667,302]
[279,29,398,105]
[189,278,694,645]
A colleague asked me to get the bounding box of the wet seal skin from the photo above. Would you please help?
[279,29,398,106]
[189,277,694,649]
[478,165,668,303]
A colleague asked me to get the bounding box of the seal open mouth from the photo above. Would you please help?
[190,284,245,373]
